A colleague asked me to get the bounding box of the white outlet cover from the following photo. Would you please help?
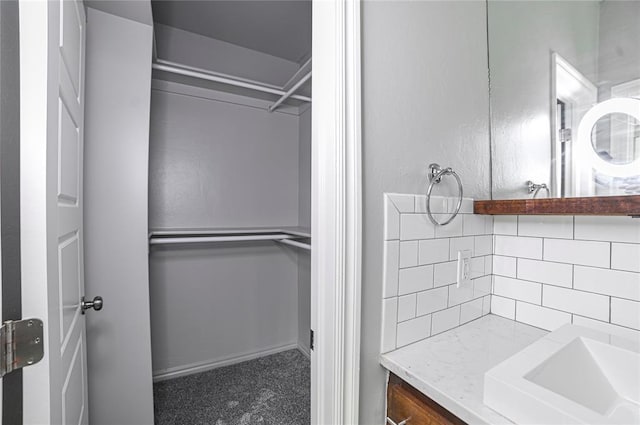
[457,250,472,288]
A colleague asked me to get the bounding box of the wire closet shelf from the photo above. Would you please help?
[148,228,311,251]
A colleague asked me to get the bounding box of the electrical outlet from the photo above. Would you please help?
[457,250,472,288]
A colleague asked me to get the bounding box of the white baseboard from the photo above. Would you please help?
[297,343,311,359]
[152,341,299,382]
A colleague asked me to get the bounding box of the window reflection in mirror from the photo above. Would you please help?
[488,0,640,199]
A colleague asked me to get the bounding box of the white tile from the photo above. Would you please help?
[573,316,640,342]
[380,298,397,353]
[456,198,474,214]
[515,302,572,331]
[460,298,484,324]
[416,286,448,316]
[415,195,448,214]
[384,195,399,240]
[574,266,640,301]
[397,294,417,322]
[383,240,400,298]
[471,257,485,279]
[431,305,460,335]
[517,216,574,239]
[434,214,463,238]
[400,214,435,240]
[399,241,418,268]
[398,265,434,295]
[543,239,610,268]
[493,276,542,304]
[418,239,450,265]
[474,235,493,257]
[434,261,457,287]
[485,255,493,275]
[493,255,516,277]
[575,216,640,244]
[388,193,415,213]
[612,243,640,273]
[449,236,474,261]
[491,295,516,319]
[494,235,542,260]
[396,314,431,347]
[517,259,573,288]
[474,275,492,297]
[460,298,483,324]
[494,215,517,235]
[463,214,488,236]
[485,216,494,235]
[482,295,491,315]
[611,298,640,330]
[449,283,474,306]
[543,286,609,321]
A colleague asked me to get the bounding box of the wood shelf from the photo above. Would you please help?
[474,195,640,216]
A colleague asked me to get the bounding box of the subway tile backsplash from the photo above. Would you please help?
[380,194,640,354]
[491,214,640,339]
[380,194,492,352]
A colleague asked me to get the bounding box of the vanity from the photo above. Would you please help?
[383,315,640,425]
[382,315,546,425]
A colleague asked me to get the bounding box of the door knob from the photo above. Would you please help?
[81,296,103,314]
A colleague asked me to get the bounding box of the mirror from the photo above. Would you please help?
[488,0,640,200]
[591,113,640,166]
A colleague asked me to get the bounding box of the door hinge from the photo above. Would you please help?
[559,128,572,144]
[0,319,44,378]
[310,329,314,351]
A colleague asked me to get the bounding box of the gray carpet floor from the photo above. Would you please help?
[153,349,310,425]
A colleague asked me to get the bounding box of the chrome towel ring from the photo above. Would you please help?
[426,163,464,226]
[526,180,550,199]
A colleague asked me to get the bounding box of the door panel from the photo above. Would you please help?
[58,1,87,424]
[20,1,88,423]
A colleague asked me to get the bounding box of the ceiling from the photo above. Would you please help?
[151,0,312,64]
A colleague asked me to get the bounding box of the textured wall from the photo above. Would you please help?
[360,2,491,423]
[148,79,307,377]
[148,87,300,229]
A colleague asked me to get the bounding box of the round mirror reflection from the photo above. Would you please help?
[590,112,640,165]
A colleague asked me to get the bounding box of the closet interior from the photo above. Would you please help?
[146,2,312,423]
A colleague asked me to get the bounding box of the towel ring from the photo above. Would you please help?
[426,163,463,226]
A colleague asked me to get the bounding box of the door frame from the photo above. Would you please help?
[311,0,362,424]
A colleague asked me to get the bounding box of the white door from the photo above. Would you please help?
[20,1,91,423]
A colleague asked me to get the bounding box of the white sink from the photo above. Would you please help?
[484,324,640,424]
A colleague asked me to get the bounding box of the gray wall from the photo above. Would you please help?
[598,1,640,98]
[148,81,307,375]
[83,8,154,425]
[154,23,299,87]
[149,88,300,229]
[360,2,491,423]
[149,243,299,374]
[297,106,311,355]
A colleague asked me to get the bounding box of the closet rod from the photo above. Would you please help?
[276,238,311,251]
[149,233,295,245]
[152,59,312,103]
[269,72,312,112]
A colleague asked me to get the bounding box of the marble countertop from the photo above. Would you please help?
[380,314,547,425]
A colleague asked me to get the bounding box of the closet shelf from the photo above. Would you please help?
[276,238,311,251]
[148,227,311,247]
[152,59,312,108]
